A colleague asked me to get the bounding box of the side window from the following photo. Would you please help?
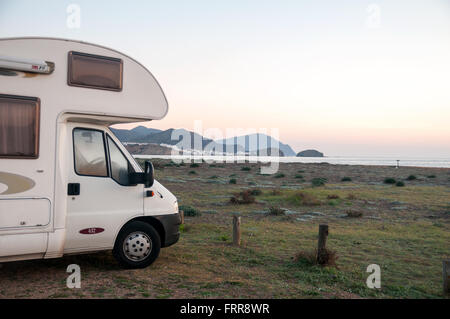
[0,94,40,158]
[107,136,134,185]
[73,129,108,177]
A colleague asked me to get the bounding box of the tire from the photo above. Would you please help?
[113,221,161,269]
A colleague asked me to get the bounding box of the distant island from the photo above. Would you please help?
[296,149,324,157]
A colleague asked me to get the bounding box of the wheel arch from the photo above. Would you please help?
[116,216,166,247]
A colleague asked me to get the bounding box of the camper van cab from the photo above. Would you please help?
[0,38,180,268]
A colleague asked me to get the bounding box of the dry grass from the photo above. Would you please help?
[2,159,448,299]
[270,189,282,196]
[288,191,321,206]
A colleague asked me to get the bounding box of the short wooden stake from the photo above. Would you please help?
[317,224,329,264]
[180,210,184,225]
[444,260,450,295]
[233,215,241,247]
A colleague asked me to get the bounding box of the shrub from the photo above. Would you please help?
[209,175,218,179]
[240,191,256,204]
[346,210,363,218]
[188,170,197,175]
[230,190,255,204]
[427,175,436,178]
[295,174,303,179]
[229,178,237,184]
[294,249,316,265]
[297,170,305,173]
[341,177,352,182]
[311,177,327,187]
[289,192,321,206]
[248,181,256,186]
[249,188,262,196]
[179,205,201,217]
[327,194,340,199]
[396,181,405,187]
[406,175,417,181]
[294,248,338,267]
[241,166,251,171]
[190,163,200,168]
[268,206,286,216]
[384,178,396,184]
[179,224,191,232]
[274,173,285,178]
[316,248,338,266]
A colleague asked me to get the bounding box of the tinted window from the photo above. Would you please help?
[73,129,108,177]
[0,94,40,158]
[107,136,134,185]
[68,51,123,91]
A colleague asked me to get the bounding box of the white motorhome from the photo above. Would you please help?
[0,37,181,268]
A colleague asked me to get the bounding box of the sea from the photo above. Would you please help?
[134,155,450,168]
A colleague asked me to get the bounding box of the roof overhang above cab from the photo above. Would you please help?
[60,112,152,126]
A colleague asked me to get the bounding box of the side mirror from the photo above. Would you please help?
[144,160,154,188]
[129,160,154,188]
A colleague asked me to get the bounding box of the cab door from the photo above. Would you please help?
[65,124,143,252]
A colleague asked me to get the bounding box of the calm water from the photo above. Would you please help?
[134,155,450,168]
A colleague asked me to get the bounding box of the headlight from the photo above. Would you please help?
[174,201,178,211]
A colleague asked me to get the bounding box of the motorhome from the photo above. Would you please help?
[0,37,180,268]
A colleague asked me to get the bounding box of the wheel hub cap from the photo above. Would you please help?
[123,231,152,261]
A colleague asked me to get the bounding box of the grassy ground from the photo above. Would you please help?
[0,160,449,298]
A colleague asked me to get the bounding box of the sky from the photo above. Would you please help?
[1,0,449,157]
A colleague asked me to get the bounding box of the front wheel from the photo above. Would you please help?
[113,221,161,269]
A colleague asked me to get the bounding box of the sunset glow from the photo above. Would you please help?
[1,0,449,157]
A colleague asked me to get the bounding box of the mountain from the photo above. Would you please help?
[297,149,324,157]
[112,127,297,157]
[135,128,219,151]
[216,133,296,157]
[124,143,173,155]
[110,126,162,142]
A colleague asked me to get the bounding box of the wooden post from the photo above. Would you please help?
[444,260,450,295]
[180,210,184,225]
[317,224,329,264]
[233,215,241,247]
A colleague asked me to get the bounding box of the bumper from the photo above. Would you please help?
[155,212,181,247]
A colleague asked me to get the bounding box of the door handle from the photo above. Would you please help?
[68,183,80,196]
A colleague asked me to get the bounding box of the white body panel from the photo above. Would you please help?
[0,38,177,263]
[0,198,51,229]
